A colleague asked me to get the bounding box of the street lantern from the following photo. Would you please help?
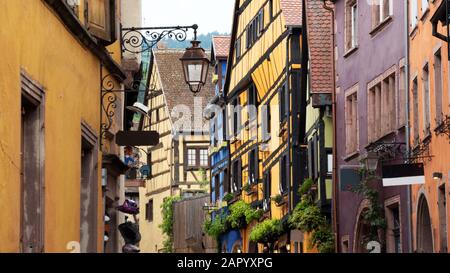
[362,151,379,172]
[180,40,210,94]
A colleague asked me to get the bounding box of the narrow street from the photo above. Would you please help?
[0,0,449,256]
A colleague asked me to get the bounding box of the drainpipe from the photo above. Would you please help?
[322,0,338,253]
[404,0,413,253]
[286,27,293,214]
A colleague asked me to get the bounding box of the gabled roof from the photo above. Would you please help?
[305,0,333,94]
[280,0,303,26]
[153,49,215,132]
[212,35,231,59]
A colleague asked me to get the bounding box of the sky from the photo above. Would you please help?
[142,0,235,36]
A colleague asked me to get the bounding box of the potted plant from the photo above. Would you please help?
[223,192,234,204]
[243,183,253,195]
[272,194,284,206]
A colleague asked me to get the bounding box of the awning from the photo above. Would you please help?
[382,163,425,187]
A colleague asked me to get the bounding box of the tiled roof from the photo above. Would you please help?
[153,49,215,131]
[280,0,302,26]
[305,0,333,94]
[212,35,231,59]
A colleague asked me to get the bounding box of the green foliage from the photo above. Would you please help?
[159,196,182,253]
[298,178,314,196]
[289,198,325,233]
[203,215,226,241]
[310,226,335,253]
[289,179,335,253]
[352,168,387,244]
[272,194,283,205]
[228,200,262,229]
[249,219,284,244]
[198,168,210,189]
[223,193,234,203]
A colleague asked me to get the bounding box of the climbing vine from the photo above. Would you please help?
[159,195,182,253]
[351,167,387,248]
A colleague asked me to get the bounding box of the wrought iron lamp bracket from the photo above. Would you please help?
[100,24,199,149]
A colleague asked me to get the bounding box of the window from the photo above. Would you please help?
[84,0,117,43]
[262,103,271,141]
[327,152,333,175]
[200,149,209,166]
[368,70,396,142]
[81,125,98,253]
[232,97,241,137]
[248,84,258,121]
[146,200,154,222]
[423,64,431,135]
[411,0,418,28]
[385,200,401,253]
[231,160,242,192]
[263,172,271,204]
[223,168,230,194]
[214,174,220,203]
[398,63,407,127]
[345,0,358,51]
[372,0,392,28]
[279,84,288,123]
[269,0,274,19]
[187,149,197,166]
[186,147,209,168]
[246,10,264,49]
[308,138,317,179]
[248,149,258,184]
[434,50,443,125]
[235,38,241,60]
[412,77,419,145]
[345,86,358,155]
[20,71,45,253]
[280,154,289,194]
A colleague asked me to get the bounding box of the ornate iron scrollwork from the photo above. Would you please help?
[407,136,433,163]
[366,139,407,162]
[121,25,198,54]
[434,115,450,141]
[100,24,199,148]
[100,69,151,148]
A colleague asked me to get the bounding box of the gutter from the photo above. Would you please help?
[322,0,338,253]
[404,0,413,253]
[44,0,126,81]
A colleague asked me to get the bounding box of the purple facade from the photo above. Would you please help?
[335,0,410,252]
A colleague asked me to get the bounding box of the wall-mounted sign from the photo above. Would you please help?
[115,131,159,146]
[382,163,425,187]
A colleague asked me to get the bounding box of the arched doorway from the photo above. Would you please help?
[417,194,433,253]
[354,208,371,253]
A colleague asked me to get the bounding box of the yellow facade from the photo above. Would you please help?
[226,0,301,253]
[138,49,212,253]
[0,0,123,252]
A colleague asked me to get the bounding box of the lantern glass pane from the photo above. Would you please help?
[188,63,203,83]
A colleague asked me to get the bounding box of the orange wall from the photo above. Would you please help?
[409,0,450,252]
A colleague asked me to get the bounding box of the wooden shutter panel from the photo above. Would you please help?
[85,0,116,43]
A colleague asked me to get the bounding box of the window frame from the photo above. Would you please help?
[185,146,209,169]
